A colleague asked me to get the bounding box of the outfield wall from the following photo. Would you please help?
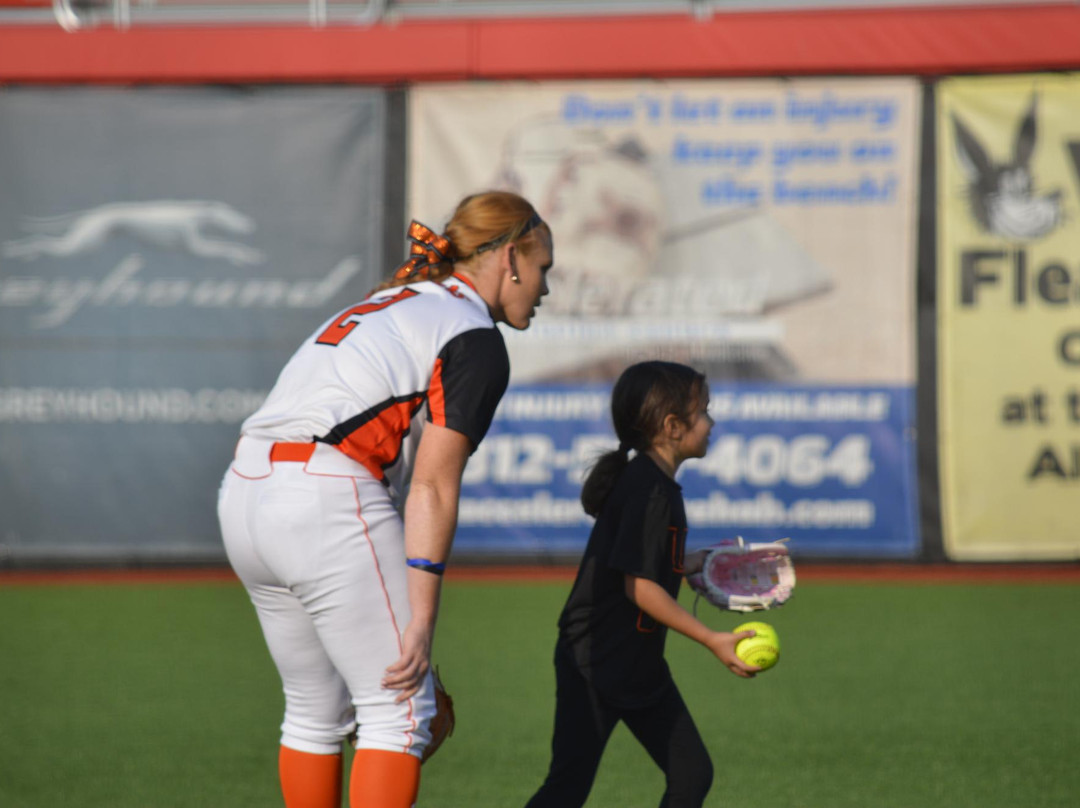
[1,6,1078,563]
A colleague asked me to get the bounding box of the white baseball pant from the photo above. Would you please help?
[218,437,437,758]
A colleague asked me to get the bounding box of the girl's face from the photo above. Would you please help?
[676,391,714,461]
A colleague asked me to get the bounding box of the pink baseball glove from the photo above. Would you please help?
[686,537,796,612]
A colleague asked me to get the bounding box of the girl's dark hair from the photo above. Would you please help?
[580,361,706,517]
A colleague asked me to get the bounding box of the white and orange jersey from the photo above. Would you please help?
[240,273,509,501]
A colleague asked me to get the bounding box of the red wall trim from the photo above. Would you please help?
[1,5,1079,83]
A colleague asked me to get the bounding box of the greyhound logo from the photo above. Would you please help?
[2,200,265,266]
[952,96,1064,241]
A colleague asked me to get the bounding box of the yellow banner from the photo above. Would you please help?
[938,74,1080,560]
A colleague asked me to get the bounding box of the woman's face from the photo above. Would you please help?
[501,230,554,331]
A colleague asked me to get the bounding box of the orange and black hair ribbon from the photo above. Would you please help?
[393,221,453,282]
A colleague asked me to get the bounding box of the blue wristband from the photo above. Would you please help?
[407,557,446,576]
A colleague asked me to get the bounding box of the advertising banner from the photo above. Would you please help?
[409,78,922,557]
[938,75,1080,560]
[0,87,388,562]
[457,384,917,558]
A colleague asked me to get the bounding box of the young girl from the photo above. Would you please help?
[524,361,759,808]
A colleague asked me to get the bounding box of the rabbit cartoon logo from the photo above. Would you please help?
[2,200,265,266]
[951,96,1063,241]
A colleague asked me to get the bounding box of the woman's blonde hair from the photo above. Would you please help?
[373,191,548,293]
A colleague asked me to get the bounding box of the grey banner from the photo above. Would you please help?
[0,87,388,563]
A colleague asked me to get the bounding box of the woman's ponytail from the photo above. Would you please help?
[370,191,545,295]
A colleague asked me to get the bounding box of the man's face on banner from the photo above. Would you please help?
[496,122,664,313]
[542,146,664,281]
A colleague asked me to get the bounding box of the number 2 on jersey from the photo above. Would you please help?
[315,288,418,346]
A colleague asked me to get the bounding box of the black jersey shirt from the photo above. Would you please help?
[557,453,688,707]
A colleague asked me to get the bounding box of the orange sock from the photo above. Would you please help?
[349,749,421,808]
[279,745,343,808]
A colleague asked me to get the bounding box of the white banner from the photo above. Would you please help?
[408,78,920,385]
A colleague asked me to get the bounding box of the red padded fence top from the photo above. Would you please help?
[1,564,1078,586]
[0,4,1079,82]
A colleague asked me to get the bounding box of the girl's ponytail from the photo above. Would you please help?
[580,445,631,517]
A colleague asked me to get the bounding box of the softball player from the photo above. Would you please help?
[218,191,552,808]
[524,362,757,808]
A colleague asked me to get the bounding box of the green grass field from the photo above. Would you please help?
[2,575,1078,807]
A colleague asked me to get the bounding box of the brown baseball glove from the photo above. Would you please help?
[422,667,455,763]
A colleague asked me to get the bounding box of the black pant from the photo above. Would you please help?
[524,644,713,808]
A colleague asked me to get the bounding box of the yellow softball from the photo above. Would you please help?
[734,621,780,671]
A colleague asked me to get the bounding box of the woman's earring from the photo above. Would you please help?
[511,273,520,283]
